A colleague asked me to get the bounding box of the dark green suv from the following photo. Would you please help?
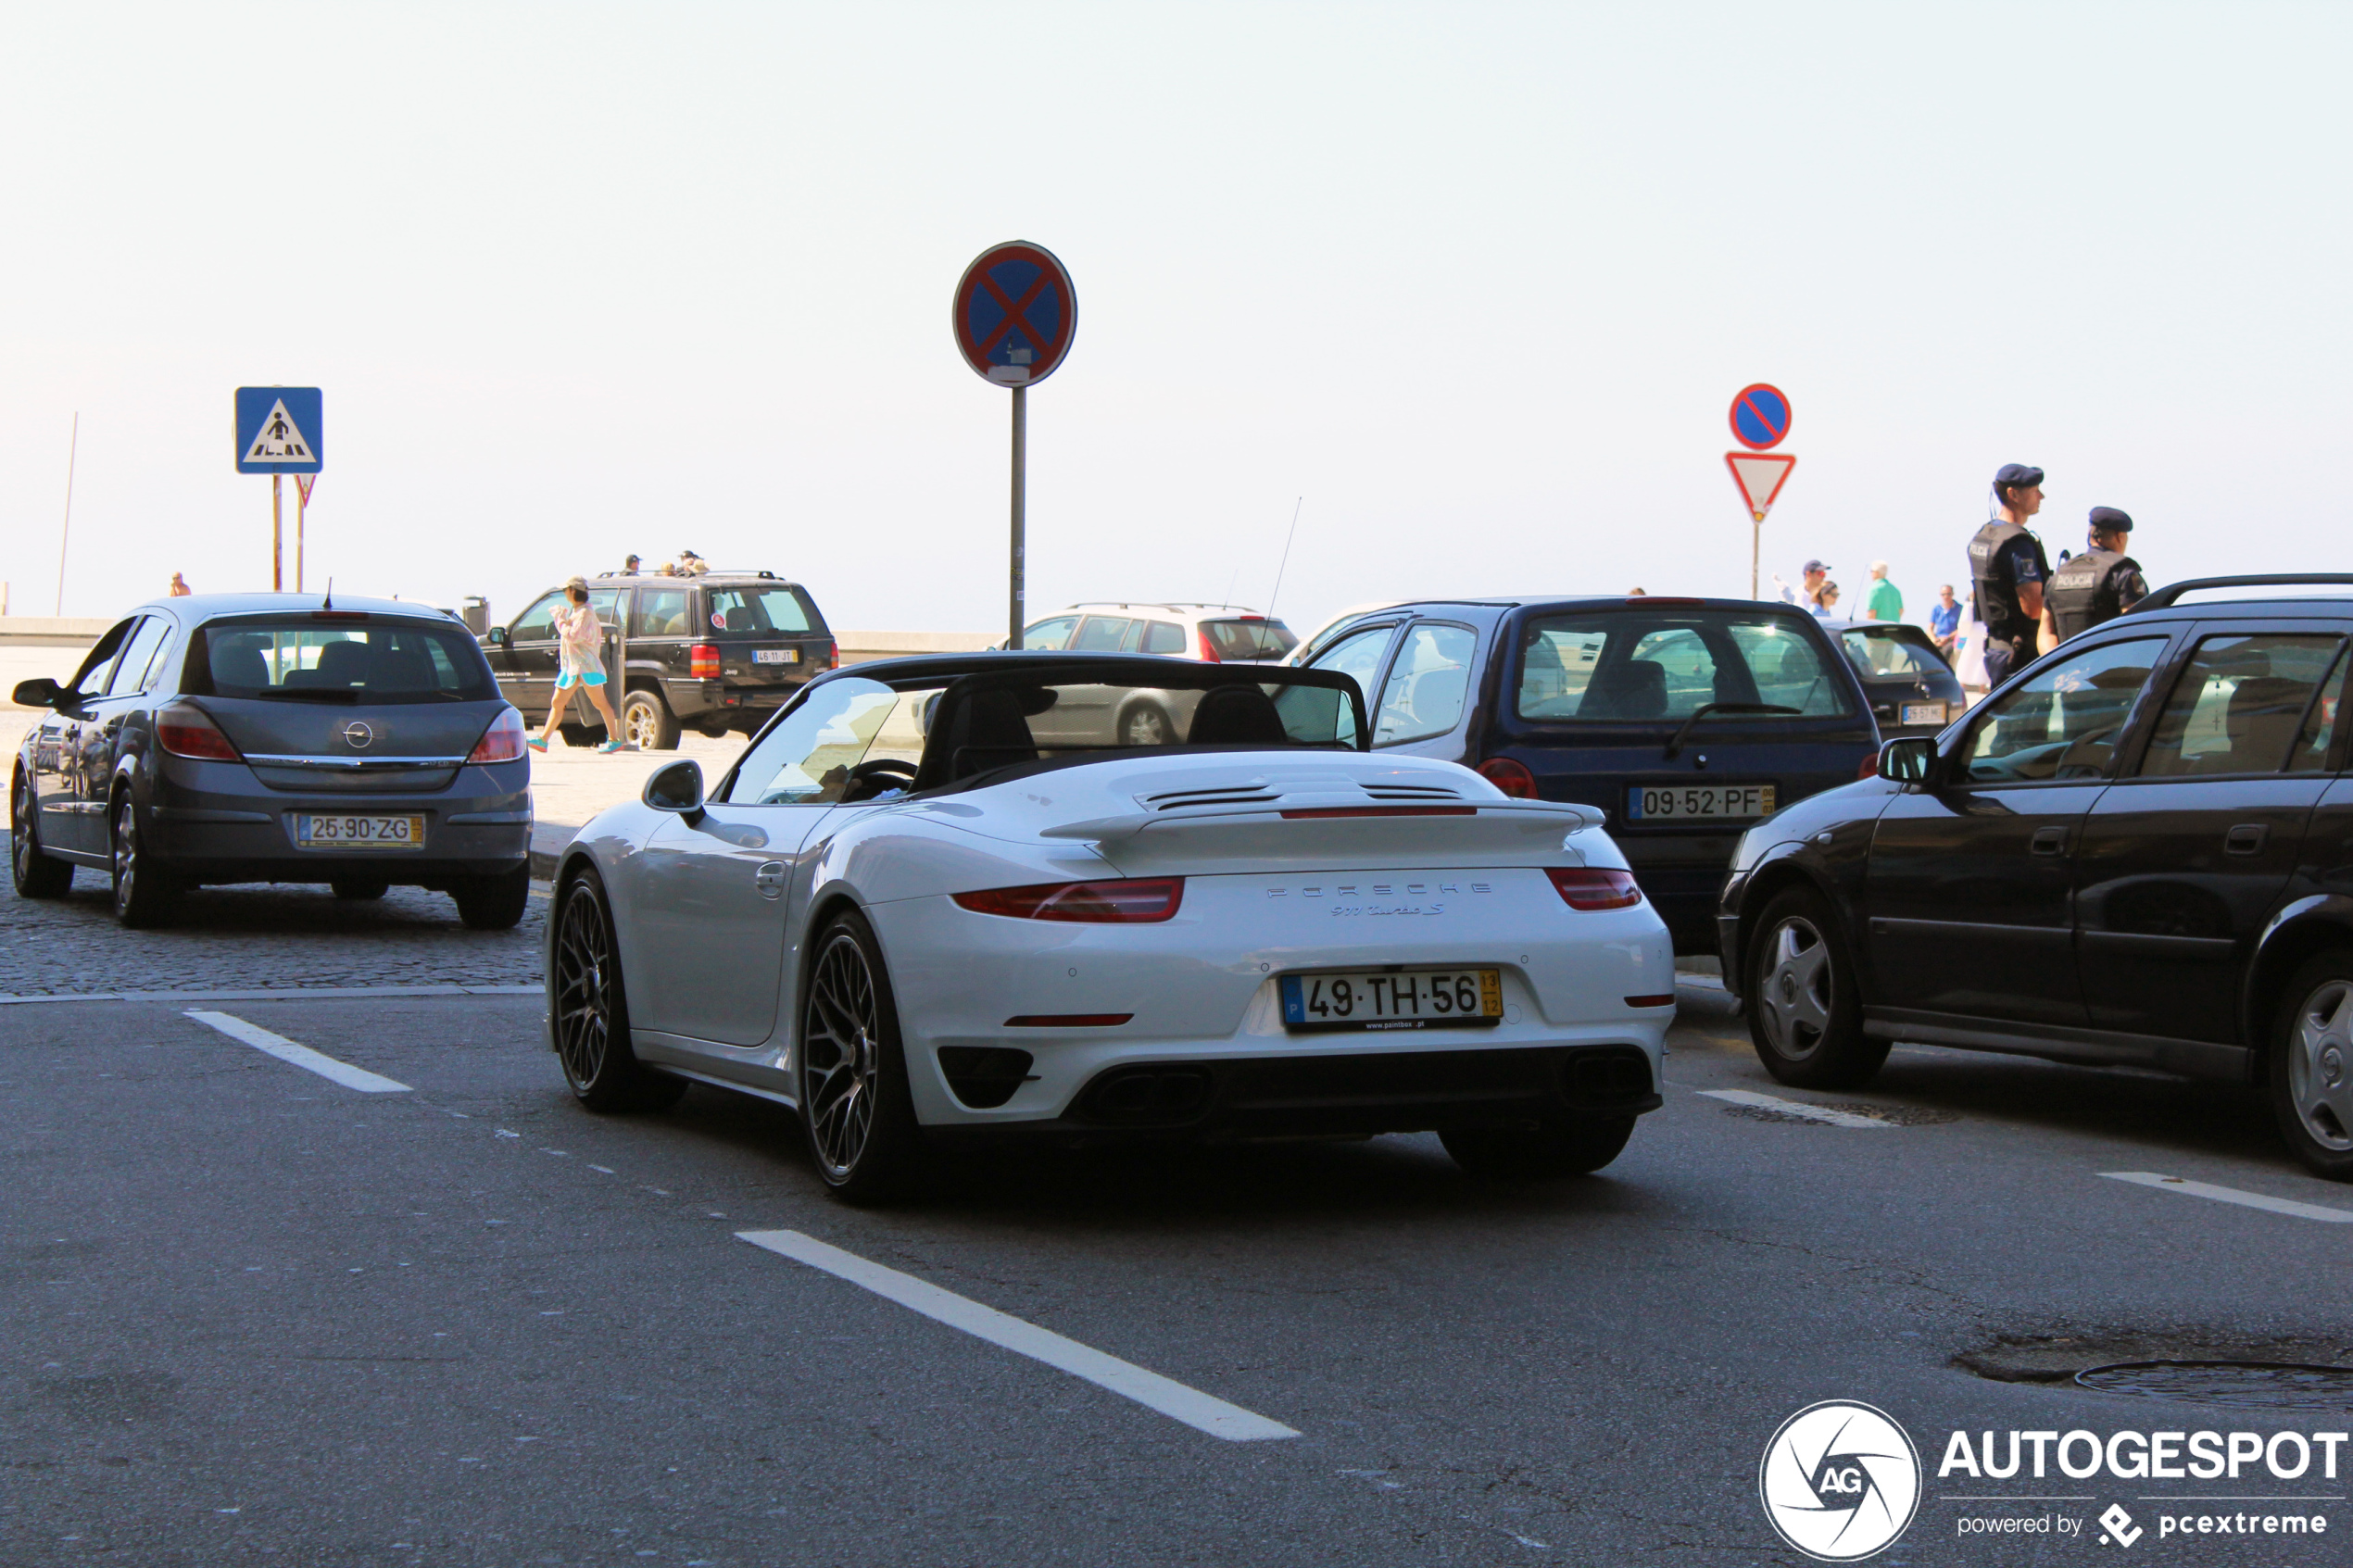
[482,571,837,748]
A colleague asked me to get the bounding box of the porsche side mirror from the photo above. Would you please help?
[486,626,509,646]
[1877,735,1936,784]
[643,759,705,820]
[11,677,67,711]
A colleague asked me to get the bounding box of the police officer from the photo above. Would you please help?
[1967,462,2053,686]
[2042,507,2148,642]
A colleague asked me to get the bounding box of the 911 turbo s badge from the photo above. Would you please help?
[1265,882,1492,917]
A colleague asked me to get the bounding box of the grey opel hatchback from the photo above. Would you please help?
[10,594,533,928]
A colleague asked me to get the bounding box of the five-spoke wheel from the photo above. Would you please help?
[2274,953,2353,1180]
[1745,887,1883,1088]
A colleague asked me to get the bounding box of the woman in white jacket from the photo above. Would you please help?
[529,576,625,753]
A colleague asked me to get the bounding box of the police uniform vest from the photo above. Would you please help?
[1968,519,2036,637]
[2046,547,2142,639]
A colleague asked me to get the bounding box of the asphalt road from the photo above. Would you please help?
[7,901,2353,1565]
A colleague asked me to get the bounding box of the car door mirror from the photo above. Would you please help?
[486,626,508,646]
[1877,735,1936,784]
[643,759,705,820]
[11,677,64,710]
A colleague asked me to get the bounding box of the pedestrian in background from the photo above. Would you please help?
[1864,561,1903,622]
[2043,507,2149,643]
[529,576,624,754]
[1967,463,2051,687]
[168,571,190,597]
[1776,558,1831,608]
[1814,581,1842,620]
[1930,583,1961,659]
[622,553,641,575]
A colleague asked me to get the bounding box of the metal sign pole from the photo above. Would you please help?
[271,473,283,591]
[1009,384,1026,649]
[296,484,307,593]
[1751,519,1760,601]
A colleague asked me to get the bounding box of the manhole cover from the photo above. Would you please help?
[2075,1361,2353,1411]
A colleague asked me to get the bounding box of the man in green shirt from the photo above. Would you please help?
[1864,560,1904,622]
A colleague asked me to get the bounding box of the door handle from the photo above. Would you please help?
[753,861,786,899]
[2031,825,2069,855]
[2225,823,2269,856]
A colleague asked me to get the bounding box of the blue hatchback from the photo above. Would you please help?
[1290,596,1881,953]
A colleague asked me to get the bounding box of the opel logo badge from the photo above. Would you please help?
[342,721,374,749]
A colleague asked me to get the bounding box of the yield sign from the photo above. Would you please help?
[951,241,1077,387]
[1726,451,1796,522]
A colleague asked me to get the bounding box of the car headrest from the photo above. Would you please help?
[1587,658,1668,720]
[1186,684,1290,746]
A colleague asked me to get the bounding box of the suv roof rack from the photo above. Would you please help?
[2132,574,2353,612]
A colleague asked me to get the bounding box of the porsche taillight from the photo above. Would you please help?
[952,878,1186,922]
[156,703,241,761]
[690,643,722,679]
[1547,867,1642,910]
[467,707,527,764]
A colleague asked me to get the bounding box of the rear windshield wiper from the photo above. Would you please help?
[1664,702,1801,759]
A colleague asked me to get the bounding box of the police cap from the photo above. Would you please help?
[2088,506,2133,533]
[1994,463,2045,491]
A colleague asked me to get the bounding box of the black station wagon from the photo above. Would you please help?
[1292,596,1881,954]
[1718,574,2353,1180]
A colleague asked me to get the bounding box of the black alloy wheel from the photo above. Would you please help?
[1745,887,1885,1089]
[2272,952,2353,1182]
[552,867,686,1112]
[1441,1115,1637,1180]
[110,794,175,928]
[11,771,72,898]
[799,909,925,1204]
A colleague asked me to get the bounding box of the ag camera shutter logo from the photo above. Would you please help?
[1759,1400,1922,1561]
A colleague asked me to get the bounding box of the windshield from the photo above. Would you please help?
[723,665,1366,804]
[1515,609,1851,721]
[1840,627,1949,678]
[187,617,497,704]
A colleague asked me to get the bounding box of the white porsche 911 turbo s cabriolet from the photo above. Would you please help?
[546,653,1675,1202]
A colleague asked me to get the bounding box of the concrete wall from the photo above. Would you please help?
[835,630,997,665]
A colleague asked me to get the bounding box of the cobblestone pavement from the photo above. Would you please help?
[0,870,546,997]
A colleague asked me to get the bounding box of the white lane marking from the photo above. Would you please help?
[182,1010,410,1094]
[1697,1088,1895,1128]
[1,984,541,1006]
[737,1230,1298,1443]
[2101,1171,2353,1223]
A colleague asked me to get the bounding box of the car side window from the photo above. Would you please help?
[512,593,564,643]
[1024,616,1079,651]
[1310,624,1397,740]
[2135,633,2347,779]
[104,617,171,696]
[1959,636,2167,784]
[1068,616,1134,652]
[1375,623,1477,746]
[633,587,690,638]
[69,618,137,696]
[1142,620,1187,655]
[723,678,905,805]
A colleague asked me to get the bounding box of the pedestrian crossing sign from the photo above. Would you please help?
[234,386,323,473]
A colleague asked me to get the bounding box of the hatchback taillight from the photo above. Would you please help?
[1478,758,1538,798]
[156,703,241,761]
[953,878,1186,922]
[690,643,721,679]
[1547,867,1642,910]
[1195,629,1223,663]
[1857,751,1881,779]
[467,707,527,764]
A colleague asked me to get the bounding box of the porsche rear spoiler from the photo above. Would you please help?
[1040,794,1604,848]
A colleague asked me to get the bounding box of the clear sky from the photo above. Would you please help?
[3,3,2345,636]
